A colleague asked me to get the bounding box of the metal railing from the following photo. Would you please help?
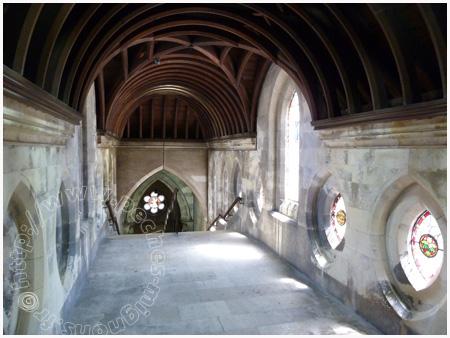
[207,196,243,231]
[164,188,179,233]
[105,200,120,235]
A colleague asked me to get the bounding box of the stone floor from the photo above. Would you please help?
[68,231,381,335]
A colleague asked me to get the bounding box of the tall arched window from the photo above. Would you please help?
[285,91,300,203]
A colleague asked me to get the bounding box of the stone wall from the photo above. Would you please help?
[113,141,208,230]
[3,83,113,334]
[207,65,447,334]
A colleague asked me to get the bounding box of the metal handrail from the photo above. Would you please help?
[207,197,242,231]
[163,188,179,233]
[105,200,120,235]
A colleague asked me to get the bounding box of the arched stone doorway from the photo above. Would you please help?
[120,169,205,233]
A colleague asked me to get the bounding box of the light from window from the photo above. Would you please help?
[328,193,347,249]
[285,91,300,202]
[143,191,165,213]
[406,210,444,290]
[257,183,264,212]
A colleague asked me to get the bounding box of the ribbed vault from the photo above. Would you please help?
[3,3,446,140]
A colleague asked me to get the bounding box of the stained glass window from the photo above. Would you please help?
[328,193,347,249]
[409,210,444,286]
[285,91,300,203]
[143,191,165,214]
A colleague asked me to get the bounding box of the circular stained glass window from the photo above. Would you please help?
[409,210,444,287]
[419,234,438,258]
[328,193,347,249]
[143,191,165,214]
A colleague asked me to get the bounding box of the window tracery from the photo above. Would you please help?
[143,191,165,214]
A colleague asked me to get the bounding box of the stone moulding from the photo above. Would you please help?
[318,115,446,148]
[311,99,446,130]
[3,66,81,125]
[3,103,76,146]
[3,67,81,146]
[207,136,257,151]
[116,140,208,150]
[96,131,120,148]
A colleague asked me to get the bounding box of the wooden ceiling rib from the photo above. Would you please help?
[3,3,446,139]
[417,4,446,94]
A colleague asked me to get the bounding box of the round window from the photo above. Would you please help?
[143,191,165,214]
[401,210,444,291]
[327,193,347,249]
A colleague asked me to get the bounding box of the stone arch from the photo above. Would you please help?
[117,165,206,221]
[305,167,350,269]
[276,75,298,204]
[247,162,265,233]
[370,171,447,321]
[3,180,45,334]
[208,152,217,219]
[217,153,227,213]
[231,159,242,200]
[55,173,78,291]
[257,64,313,214]
[222,167,229,212]
[118,166,206,233]
[94,162,103,230]
[258,66,295,208]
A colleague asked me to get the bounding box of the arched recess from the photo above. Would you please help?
[94,162,103,230]
[3,180,45,334]
[255,64,289,212]
[231,159,243,200]
[248,163,264,226]
[275,73,309,219]
[370,172,447,321]
[208,154,217,219]
[226,159,243,231]
[118,166,206,233]
[305,167,349,269]
[217,153,227,214]
[55,176,78,291]
[127,179,182,234]
[257,64,307,216]
[222,167,229,213]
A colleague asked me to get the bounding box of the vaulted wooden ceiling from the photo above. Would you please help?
[3,3,446,140]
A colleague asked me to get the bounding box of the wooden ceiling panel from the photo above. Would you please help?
[3,4,446,136]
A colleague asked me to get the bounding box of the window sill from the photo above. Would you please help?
[269,211,298,228]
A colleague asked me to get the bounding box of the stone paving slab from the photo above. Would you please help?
[67,231,381,335]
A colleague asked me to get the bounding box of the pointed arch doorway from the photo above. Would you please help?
[120,169,203,234]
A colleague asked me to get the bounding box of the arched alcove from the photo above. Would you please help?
[222,168,229,213]
[133,180,181,234]
[248,164,264,226]
[54,178,78,290]
[216,154,227,215]
[231,160,243,200]
[371,173,447,321]
[208,154,217,220]
[3,181,44,334]
[120,169,204,233]
[305,168,349,268]
[55,183,70,284]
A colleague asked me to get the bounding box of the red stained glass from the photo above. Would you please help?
[419,234,438,258]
